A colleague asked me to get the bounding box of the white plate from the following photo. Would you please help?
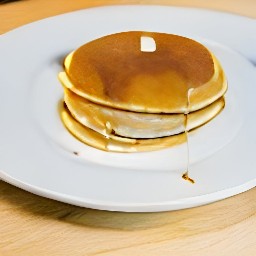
[0,6,256,212]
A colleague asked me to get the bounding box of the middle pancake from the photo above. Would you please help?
[64,88,225,141]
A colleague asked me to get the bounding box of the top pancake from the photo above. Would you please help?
[61,31,227,113]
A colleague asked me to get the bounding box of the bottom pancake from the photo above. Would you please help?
[61,107,187,153]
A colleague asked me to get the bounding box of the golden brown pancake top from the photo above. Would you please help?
[66,31,216,113]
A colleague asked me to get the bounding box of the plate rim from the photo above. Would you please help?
[1,171,255,212]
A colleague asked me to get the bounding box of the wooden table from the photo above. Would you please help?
[0,1,255,255]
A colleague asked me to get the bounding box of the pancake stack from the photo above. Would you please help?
[59,31,227,153]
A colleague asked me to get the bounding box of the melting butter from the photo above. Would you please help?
[140,36,156,52]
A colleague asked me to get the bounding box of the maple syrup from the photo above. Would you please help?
[182,88,195,184]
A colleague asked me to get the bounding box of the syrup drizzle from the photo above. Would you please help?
[182,88,195,184]
[105,121,113,151]
[105,121,112,139]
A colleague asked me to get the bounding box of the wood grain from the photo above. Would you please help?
[0,0,256,34]
[0,0,256,255]
[0,181,256,255]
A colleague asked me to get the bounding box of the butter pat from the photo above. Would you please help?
[140,36,156,52]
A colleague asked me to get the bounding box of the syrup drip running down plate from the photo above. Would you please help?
[0,6,256,212]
